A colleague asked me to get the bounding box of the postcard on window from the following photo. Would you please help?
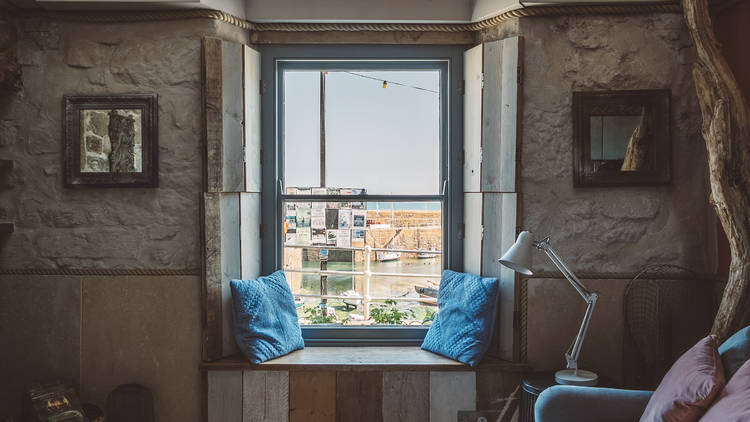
[296,227,311,245]
[325,209,339,229]
[296,207,311,228]
[353,210,366,228]
[312,228,326,245]
[338,209,352,228]
[311,208,325,229]
[326,229,337,245]
[336,229,351,248]
[352,228,365,247]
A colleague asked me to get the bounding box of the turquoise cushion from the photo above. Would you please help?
[421,270,499,367]
[719,325,750,380]
[230,270,304,364]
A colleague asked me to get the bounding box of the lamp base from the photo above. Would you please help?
[555,369,599,386]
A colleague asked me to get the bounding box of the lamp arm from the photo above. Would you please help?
[536,240,598,373]
[538,242,595,303]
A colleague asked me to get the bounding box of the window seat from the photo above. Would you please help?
[200,346,528,371]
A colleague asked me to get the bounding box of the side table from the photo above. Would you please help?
[520,371,614,422]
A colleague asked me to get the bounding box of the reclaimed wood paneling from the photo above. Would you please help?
[203,37,223,193]
[243,45,262,193]
[481,39,505,192]
[203,192,223,360]
[463,44,483,193]
[481,192,517,361]
[382,371,429,422]
[463,192,484,275]
[476,370,523,421]
[430,371,476,422]
[239,192,261,280]
[499,36,520,193]
[222,40,245,192]
[208,371,242,422]
[289,371,336,422]
[243,371,289,422]
[221,193,241,356]
[336,371,382,422]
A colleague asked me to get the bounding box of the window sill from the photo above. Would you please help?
[200,347,528,372]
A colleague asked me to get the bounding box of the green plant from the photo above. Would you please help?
[422,308,436,324]
[369,299,415,325]
[303,305,337,324]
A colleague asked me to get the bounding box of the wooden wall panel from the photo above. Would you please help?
[289,371,336,422]
[480,39,505,192]
[203,37,223,193]
[240,192,261,280]
[222,40,245,192]
[336,371,383,422]
[476,370,523,419]
[243,45,262,193]
[463,44,483,193]
[429,371,476,422]
[463,192,484,275]
[208,371,243,422]
[243,371,290,422]
[221,193,241,356]
[382,371,429,422]
[203,192,223,360]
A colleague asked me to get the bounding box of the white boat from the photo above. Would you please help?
[376,250,402,262]
[417,247,438,259]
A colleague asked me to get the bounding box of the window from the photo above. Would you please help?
[261,46,463,345]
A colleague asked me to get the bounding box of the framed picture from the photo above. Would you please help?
[63,94,158,187]
[572,89,671,186]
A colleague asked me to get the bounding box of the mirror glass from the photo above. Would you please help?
[589,111,650,172]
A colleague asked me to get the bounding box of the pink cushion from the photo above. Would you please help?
[700,358,750,421]
[640,335,726,422]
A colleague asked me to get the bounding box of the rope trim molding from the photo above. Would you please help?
[0,268,201,276]
[34,2,682,33]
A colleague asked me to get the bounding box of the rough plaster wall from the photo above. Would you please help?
[0,16,248,270]
[518,14,718,379]
[518,13,714,274]
[0,14,250,421]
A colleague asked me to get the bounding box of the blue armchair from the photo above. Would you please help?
[535,326,750,422]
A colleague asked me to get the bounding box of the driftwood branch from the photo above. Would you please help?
[683,0,750,341]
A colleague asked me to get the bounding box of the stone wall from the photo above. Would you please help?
[515,13,717,380]
[518,13,713,274]
[0,13,249,421]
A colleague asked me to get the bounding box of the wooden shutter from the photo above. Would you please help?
[462,37,522,361]
[202,38,263,361]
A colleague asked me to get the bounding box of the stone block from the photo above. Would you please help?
[80,275,201,422]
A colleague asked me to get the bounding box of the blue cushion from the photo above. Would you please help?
[719,325,750,379]
[230,270,304,364]
[421,270,500,367]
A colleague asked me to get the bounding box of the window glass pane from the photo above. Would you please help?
[283,69,441,195]
[284,71,321,188]
[282,199,442,326]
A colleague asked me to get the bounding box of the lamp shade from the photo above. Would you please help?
[498,231,534,275]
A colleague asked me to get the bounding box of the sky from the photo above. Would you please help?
[283,70,441,196]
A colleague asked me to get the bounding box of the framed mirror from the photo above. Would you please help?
[573,90,671,186]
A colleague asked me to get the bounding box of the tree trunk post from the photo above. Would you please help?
[682,0,750,341]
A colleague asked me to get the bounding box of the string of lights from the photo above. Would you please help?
[343,71,439,94]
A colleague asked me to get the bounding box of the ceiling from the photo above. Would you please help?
[3,0,679,22]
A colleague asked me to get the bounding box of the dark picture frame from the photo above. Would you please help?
[573,90,671,187]
[63,94,158,187]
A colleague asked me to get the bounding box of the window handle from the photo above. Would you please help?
[278,179,284,195]
[441,180,447,196]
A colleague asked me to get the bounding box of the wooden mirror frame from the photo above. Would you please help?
[63,94,158,188]
[572,89,671,187]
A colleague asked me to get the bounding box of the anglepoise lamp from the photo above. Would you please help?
[499,231,599,386]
